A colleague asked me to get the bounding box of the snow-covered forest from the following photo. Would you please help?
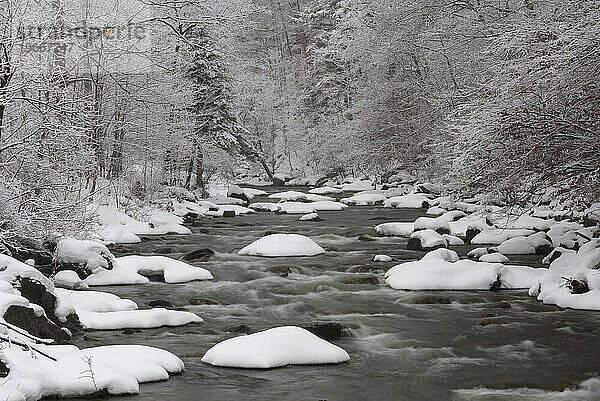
[1,0,600,400]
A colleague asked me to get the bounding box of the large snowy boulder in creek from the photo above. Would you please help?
[383,194,432,208]
[470,228,536,245]
[385,259,543,291]
[374,222,415,237]
[276,202,317,215]
[494,232,553,255]
[201,326,350,368]
[308,186,344,195]
[55,238,115,274]
[84,255,213,286]
[238,234,325,257]
[340,193,387,206]
[407,229,448,251]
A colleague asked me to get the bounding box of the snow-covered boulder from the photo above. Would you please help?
[421,248,459,262]
[471,229,536,245]
[384,194,431,208]
[238,234,325,257]
[299,213,321,222]
[309,201,348,211]
[206,196,247,206]
[276,202,317,215]
[248,202,280,212]
[442,234,465,246]
[495,232,552,255]
[0,344,185,400]
[308,186,344,195]
[84,256,213,286]
[340,193,386,206]
[268,191,307,202]
[480,253,509,263]
[467,247,489,258]
[53,271,88,290]
[55,238,115,274]
[373,254,393,262]
[77,308,202,330]
[374,222,415,237]
[407,229,448,251]
[385,259,543,291]
[55,289,137,312]
[336,180,373,191]
[201,326,350,368]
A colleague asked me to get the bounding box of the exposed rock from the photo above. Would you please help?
[148,300,174,308]
[266,266,293,277]
[343,276,379,285]
[0,360,8,378]
[3,305,70,343]
[411,295,453,305]
[229,324,252,334]
[222,210,237,218]
[181,248,215,262]
[465,228,482,244]
[303,322,347,341]
[16,277,82,335]
[189,298,221,306]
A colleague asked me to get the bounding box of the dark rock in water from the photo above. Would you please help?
[303,322,347,341]
[264,230,279,237]
[348,265,385,274]
[272,177,286,186]
[548,249,563,264]
[567,279,590,294]
[434,228,450,235]
[153,246,177,254]
[122,328,135,335]
[16,277,83,336]
[189,298,221,306]
[465,228,481,244]
[149,300,174,308]
[138,270,165,282]
[343,276,379,285]
[583,216,599,228]
[267,266,293,277]
[183,213,201,225]
[199,228,210,234]
[3,305,71,343]
[490,276,502,292]
[181,248,215,262]
[536,244,553,256]
[484,301,512,309]
[358,234,377,242]
[411,295,453,305]
[222,210,237,218]
[0,361,8,378]
[229,324,252,334]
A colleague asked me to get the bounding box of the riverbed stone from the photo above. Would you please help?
[181,248,215,262]
[303,322,347,341]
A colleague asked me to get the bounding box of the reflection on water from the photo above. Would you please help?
[72,188,600,401]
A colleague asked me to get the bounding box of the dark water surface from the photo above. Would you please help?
[71,188,600,400]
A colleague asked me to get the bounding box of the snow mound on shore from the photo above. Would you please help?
[238,234,325,257]
[1,344,184,400]
[201,326,350,368]
[84,255,213,286]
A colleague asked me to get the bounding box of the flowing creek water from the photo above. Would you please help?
[71,187,600,400]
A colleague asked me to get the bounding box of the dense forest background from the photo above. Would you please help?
[1,0,599,241]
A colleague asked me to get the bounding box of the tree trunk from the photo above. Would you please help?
[195,141,207,197]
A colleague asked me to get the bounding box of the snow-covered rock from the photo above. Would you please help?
[373,254,393,262]
[77,308,202,330]
[309,201,348,211]
[421,248,459,262]
[248,202,280,212]
[55,238,115,274]
[308,186,344,195]
[1,344,184,400]
[480,253,509,263]
[55,289,137,312]
[374,222,415,237]
[467,247,489,258]
[206,196,247,206]
[407,229,448,251]
[299,213,321,222]
[276,202,317,214]
[384,194,431,208]
[201,326,350,368]
[442,234,465,246]
[85,256,213,286]
[238,234,325,257]
[471,229,536,245]
[336,180,373,191]
[53,271,88,290]
[385,259,542,290]
[495,232,552,255]
[340,193,386,206]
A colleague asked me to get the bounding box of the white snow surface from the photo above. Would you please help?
[238,234,325,257]
[201,326,350,368]
[308,186,344,195]
[84,255,213,286]
[374,222,415,237]
[77,308,202,330]
[340,193,387,206]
